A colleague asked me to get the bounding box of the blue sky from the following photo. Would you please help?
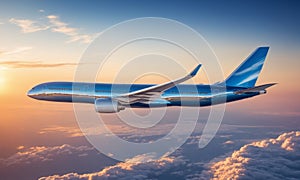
[1,0,299,69]
[2,0,300,45]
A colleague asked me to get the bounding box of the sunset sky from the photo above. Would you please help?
[0,0,300,179]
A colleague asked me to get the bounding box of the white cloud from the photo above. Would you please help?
[196,131,300,180]
[47,15,77,36]
[223,140,234,145]
[39,153,187,180]
[0,144,94,167]
[9,15,96,44]
[21,131,300,180]
[9,18,49,33]
[47,15,95,44]
[0,46,32,56]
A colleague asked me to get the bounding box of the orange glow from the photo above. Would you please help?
[0,50,299,138]
[0,70,6,93]
[0,76,4,85]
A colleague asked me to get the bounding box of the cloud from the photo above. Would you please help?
[0,46,33,56]
[223,140,234,145]
[0,61,77,68]
[9,15,96,43]
[39,153,187,180]
[39,126,83,137]
[47,16,77,36]
[47,15,95,43]
[9,18,49,33]
[17,146,25,150]
[196,131,300,180]
[0,144,94,167]
[16,131,299,180]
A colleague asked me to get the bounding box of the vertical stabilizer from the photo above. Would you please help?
[224,47,269,88]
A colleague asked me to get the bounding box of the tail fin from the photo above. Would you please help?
[224,47,269,88]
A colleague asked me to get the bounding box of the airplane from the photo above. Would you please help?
[27,47,276,113]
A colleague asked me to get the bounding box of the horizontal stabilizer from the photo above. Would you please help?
[234,83,277,94]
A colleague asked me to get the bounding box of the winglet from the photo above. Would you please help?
[189,64,202,77]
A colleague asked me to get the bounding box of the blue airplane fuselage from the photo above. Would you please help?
[27,81,261,107]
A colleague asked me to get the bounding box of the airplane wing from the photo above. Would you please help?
[114,64,202,104]
[234,83,277,95]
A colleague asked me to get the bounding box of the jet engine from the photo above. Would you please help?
[259,90,267,94]
[94,98,125,113]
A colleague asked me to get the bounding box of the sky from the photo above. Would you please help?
[0,0,300,179]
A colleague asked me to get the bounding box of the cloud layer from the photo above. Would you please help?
[0,144,94,167]
[197,131,300,180]
[38,131,300,180]
[39,154,187,180]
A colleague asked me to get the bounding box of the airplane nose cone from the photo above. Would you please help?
[27,84,45,99]
[27,89,34,97]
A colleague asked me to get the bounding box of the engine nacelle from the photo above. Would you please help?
[94,98,125,113]
[259,90,267,94]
